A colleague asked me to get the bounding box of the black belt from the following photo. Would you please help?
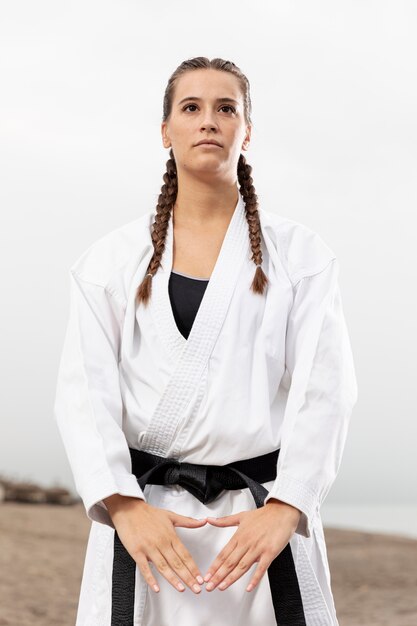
[111,447,307,626]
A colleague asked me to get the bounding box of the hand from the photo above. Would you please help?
[203,499,301,592]
[103,494,208,595]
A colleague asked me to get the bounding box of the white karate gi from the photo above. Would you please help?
[54,190,358,626]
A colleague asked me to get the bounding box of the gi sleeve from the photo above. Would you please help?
[53,269,146,528]
[264,257,358,538]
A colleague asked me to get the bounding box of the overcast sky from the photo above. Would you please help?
[0,1,416,511]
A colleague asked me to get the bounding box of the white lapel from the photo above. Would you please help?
[141,189,250,457]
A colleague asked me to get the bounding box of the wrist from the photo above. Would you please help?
[103,494,146,517]
[265,498,302,523]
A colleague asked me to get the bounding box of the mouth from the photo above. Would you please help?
[195,140,222,147]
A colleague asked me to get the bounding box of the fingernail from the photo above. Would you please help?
[153,584,159,592]
[193,584,201,593]
[204,573,212,582]
[197,575,204,584]
[246,583,254,592]
[206,581,214,591]
[177,582,185,591]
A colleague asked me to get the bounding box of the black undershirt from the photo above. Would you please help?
[168,270,209,339]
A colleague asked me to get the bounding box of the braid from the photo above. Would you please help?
[135,148,177,306]
[237,153,269,295]
[137,150,268,306]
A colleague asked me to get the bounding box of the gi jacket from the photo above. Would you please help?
[54,190,358,626]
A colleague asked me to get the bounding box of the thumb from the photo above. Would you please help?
[169,512,208,528]
[206,513,241,526]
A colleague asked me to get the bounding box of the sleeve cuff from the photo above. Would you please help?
[81,470,147,528]
[263,471,319,538]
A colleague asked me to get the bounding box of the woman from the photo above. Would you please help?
[54,57,358,626]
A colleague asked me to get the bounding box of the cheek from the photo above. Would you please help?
[169,120,191,141]
[225,141,244,162]
[229,129,246,150]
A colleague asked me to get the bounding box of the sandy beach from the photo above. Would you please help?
[0,501,416,626]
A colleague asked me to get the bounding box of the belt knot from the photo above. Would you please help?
[164,461,210,501]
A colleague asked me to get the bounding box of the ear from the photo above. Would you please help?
[161,121,171,149]
[242,124,252,151]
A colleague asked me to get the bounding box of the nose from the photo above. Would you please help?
[200,124,217,132]
[200,123,217,131]
[200,109,219,132]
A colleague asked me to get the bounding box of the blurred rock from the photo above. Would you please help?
[0,476,76,505]
[44,487,75,505]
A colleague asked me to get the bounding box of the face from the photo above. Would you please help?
[161,69,251,179]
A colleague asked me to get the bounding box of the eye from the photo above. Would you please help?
[182,104,236,114]
[183,104,198,112]
[220,105,236,114]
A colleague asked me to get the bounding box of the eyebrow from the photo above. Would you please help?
[178,96,239,106]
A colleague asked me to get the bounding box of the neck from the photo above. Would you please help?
[173,173,239,228]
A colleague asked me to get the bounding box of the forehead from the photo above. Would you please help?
[173,69,242,102]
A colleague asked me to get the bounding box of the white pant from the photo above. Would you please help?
[76,482,339,626]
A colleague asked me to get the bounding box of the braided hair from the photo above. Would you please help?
[136,57,268,306]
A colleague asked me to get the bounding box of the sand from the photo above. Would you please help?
[0,501,416,626]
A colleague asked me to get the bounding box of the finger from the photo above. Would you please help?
[168,511,208,528]
[135,552,161,593]
[163,544,203,594]
[204,533,238,589]
[172,538,205,585]
[205,545,252,592]
[206,513,242,526]
[216,549,257,591]
[245,556,271,592]
[203,537,238,583]
[147,547,188,593]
